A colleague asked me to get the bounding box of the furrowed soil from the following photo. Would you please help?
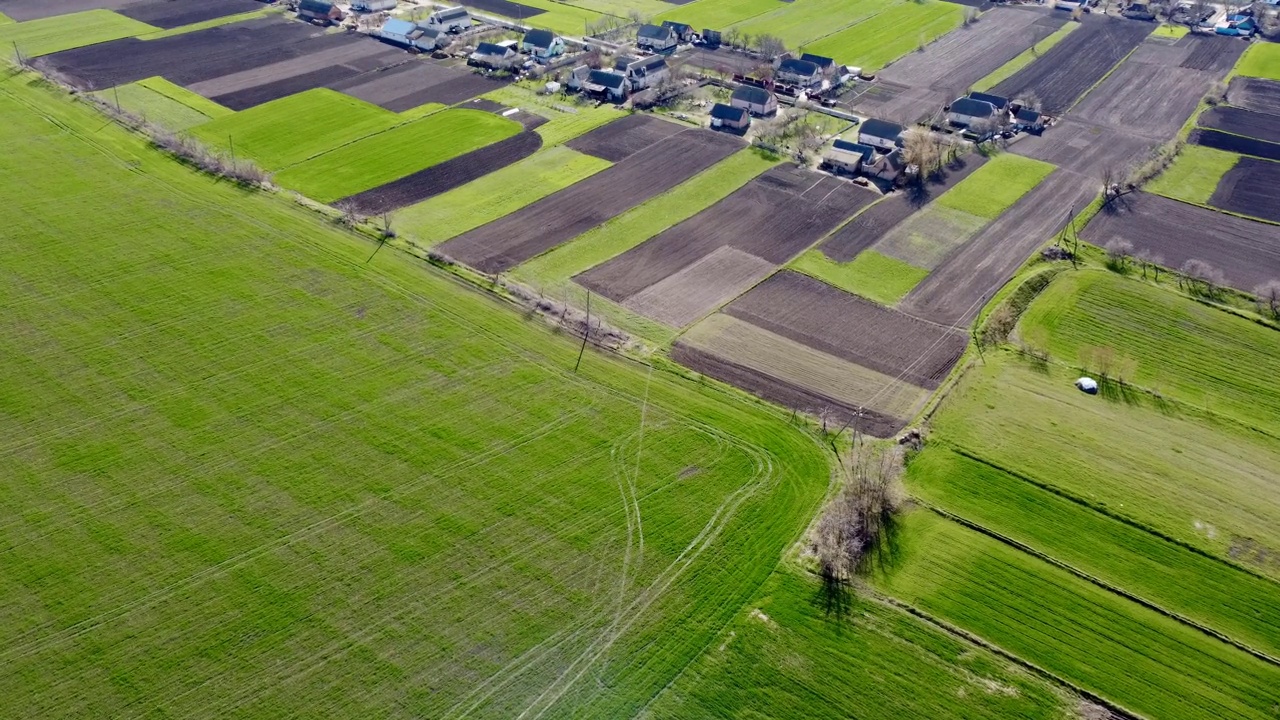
[118,0,264,29]
[1209,156,1280,222]
[565,113,685,162]
[991,16,1153,114]
[438,125,744,273]
[1199,106,1280,144]
[577,166,875,323]
[1192,128,1280,162]
[1083,192,1280,292]
[1227,76,1280,115]
[722,271,967,389]
[328,60,509,111]
[462,0,547,18]
[335,131,544,215]
[617,247,777,328]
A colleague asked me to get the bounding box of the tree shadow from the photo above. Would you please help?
[813,570,854,621]
[1097,376,1140,406]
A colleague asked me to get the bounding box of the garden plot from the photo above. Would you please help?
[1010,118,1154,177]
[1198,106,1280,144]
[1180,32,1247,73]
[0,0,133,21]
[577,166,874,326]
[1192,128,1280,162]
[1083,192,1280,292]
[1070,35,1243,141]
[872,206,989,270]
[462,0,546,18]
[328,59,509,112]
[1209,156,1280,223]
[844,81,946,126]
[566,113,685,162]
[819,155,989,262]
[1227,76,1280,115]
[116,0,262,29]
[900,169,1095,325]
[438,126,744,273]
[877,7,1065,93]
[991,16,1152,114]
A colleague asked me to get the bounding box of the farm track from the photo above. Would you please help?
[1209,156,1280,223]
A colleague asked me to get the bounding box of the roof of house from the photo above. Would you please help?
[588,69,627,89]
[474,42,512,56]
[662,20,693,33]
[860,118,904,140]
[968,91,1008,109]
[299,0,335,13]
[777,58,820,77]
[1015,107,1042,123]
[638,23,675,41]
[831,139,875,162]
[434,6,469,20]
[800,52,835,68]
[630,55,667,72]
[416,26,444,38]
[950,97,995,118]
[731,84,773,105]
[711,103,749,121]
[381,18,416,35]
[523,28,556,48]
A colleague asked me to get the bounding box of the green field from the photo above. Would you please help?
[803,0,964,71]
[909,437,1280,659]
[190,89,408,170]
[0,71,834,717]
[0,11,12,24]
[1151,23,1189,39]
[559,0,673,19]
[1147,144,1239,204]
[971,22,1079,92]
[274,108,521,203]
[654,0,783,31]
[790,248,927,305]
[394,145,612,246]
[645,570,1075,718]
[734,0,895,51]
[0,9,155,57]
[1235,39,1280,80]
[532,105,623,146]
[878,512,1280,720]
[465,0,603,35]
[935,153,1055,220]
[92,76,231,131]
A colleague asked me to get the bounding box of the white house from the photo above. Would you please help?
[776,58,822,88]
[378,18,418,46]
[426,6,471,33]
[617,54,669,91]
[823,139,874,175]
[521,29,565,60]
[857,118,904,151]
[730,84,777,116]
[636,23,677,52]
[947,96,998,129]
[710,103,750,132]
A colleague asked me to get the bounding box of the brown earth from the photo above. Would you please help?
[332,61,511,111]
[619,247,776,327]
[577,166,875,309]
[565,114,687,162]
[212,64,370,110]
[1209,156,1280,223]
[844,81,947,127]
[670,344,905,437]
[1009,118,1155,177]
[1227,77,1280,116]
[437,127,744,273]
[117,0,265,30]
[0,0,134,21]
[335,131,544,216]
[819,154,989,262]
[1191,128,1280,162]
[1083,191,1280,292]
[1179,33,1246,73]
[186,39,401,99]
[991,17,1153,114]
[721,271,967,389]
[1198,106,1280,144]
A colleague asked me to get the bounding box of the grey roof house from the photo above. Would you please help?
[776,58,822,87]
[857,118,905,150]
[637,23,678,52]
[730,84,777,116]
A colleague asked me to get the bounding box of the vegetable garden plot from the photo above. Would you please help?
[565,113,685,162]
[1209,155,1280,223]
[117,0,263,29]
[1070,55,1224,140]
[330,60,511,112]
[1227,76,1280,116]
[1192,128,1280,162]
[1198,106,1280,145]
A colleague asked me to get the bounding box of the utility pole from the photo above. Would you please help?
[228,134,236,170]
[113,85,121,112]
[574,290,591,372]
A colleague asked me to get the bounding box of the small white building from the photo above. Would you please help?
[521,29,565,60]
[636,23,677,52]
[858,119,904,151]
[426,6,471,33]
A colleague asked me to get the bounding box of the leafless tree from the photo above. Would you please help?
[963,7,979,25]
[1180,258,1226,297]
[1104,238,1134,270]
[1254,280,1280,318]
[752,63,774,82]
[1186,0,1213,29]
[723,27,742,50]
[1205,80,1228,106]
[755,33,787,60]
[739,32,754,53]
[901,127,940,179]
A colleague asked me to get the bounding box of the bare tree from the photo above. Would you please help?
[1019,91,1043,112]
[1105,239,1134,270]
[1205,80,1228,106]
[1180,258,1226,297]
[1254,280,1280,318]
[963,6,979,25]
[723,27,742,50]
[814,442,903,608]
[755,33,787,60]
[1186,0,1213,29]
[901,127,940,179]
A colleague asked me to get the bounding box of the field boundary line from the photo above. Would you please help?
[948,444,1280,589]
[916,500,1280,669]
[1065,22,1151,114]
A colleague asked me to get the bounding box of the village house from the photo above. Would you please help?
[378,18,418,46]
[636,23,678,52]
[469,42,517,69]
[520,29,565,60]
[570,66,628,100]
[413,26,448,52]
[297,0,343,25]
[858,118,904,151]
[710,103,750,133]
[866,147,908,183]
[947,96,998,129]
[776,57,822,88]
[616,54,670,91]
[1014,107,1044,133]
[351,0,397,12]
[426,6,471,33]
[730,84,777,116]
[968,91,1009,114]
[799,52,837,76]
[823,139,875,175]
[661,20,697,43]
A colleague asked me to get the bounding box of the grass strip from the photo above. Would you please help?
[971,22,1079,92]
[934,152,1055,220]
[1235,40,1280,81]
[1146,144,1240,204]
[804,0,964,72]
[92,77,229,131]
[790,248,927,305]
[0,9,156,57]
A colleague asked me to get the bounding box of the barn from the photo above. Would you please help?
[730,85,777,116]
[858,118,904,151]
[637,24,678,52]
[298,0,343,25]
[351,0,397,12]
[710,103,750,132]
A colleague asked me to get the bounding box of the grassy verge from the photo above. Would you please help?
[934,152,1055,220]
[790,248,927,305]
[0,9,156,57]
[1235,39,1280,80]
[804,0,964,72]
[91,77,230,131]
[971,22,1079,92]
[1145,144,1239,204]
[878,511,1280,720]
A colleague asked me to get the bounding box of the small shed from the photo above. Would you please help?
[637,23,678,52]
[710,103,750,132]
[1014,107,1044,133]
[947,96,997,128]
[661,20,696,43]
[351,0,397,12]
[298,0,343,25]
[469,42,516,68]
[586,69,628,100]
[413,26,448,52]
[427,6,471,32]
[730,84,777,116]
[858,118,904,151]
[800,52,836,75]
[824,139,875,174]
[521,29,565,59]
[379,18,418,46]
[776,58,822,87]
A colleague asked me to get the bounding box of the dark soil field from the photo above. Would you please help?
[1192,128,1280,162]
[1210,156,1280,223]
[0,0,133,21]
[212,64,368,110]
[186,39,402,98]
[462,0,546,18]
[1198,107,1280,144]
[117,0,264,29]
[675,46,761,76]
[1083,192,1280,292]
[438,127,744,273]
[39,17,338,89]
[566,114,686,162]
[880,7,1065,92]
[844,81,947,126]
[336,131,544,215]
[331,60,509,111]
[991,17,1152,114]
[900,170,1096,325]
[670,344,903,435]
[722,271,967,389]
[1010,118,1154,177]
[1179,33,1247,73]
[819,155,989,262]
[577,167,874,317]
[1227,77,1280,116]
